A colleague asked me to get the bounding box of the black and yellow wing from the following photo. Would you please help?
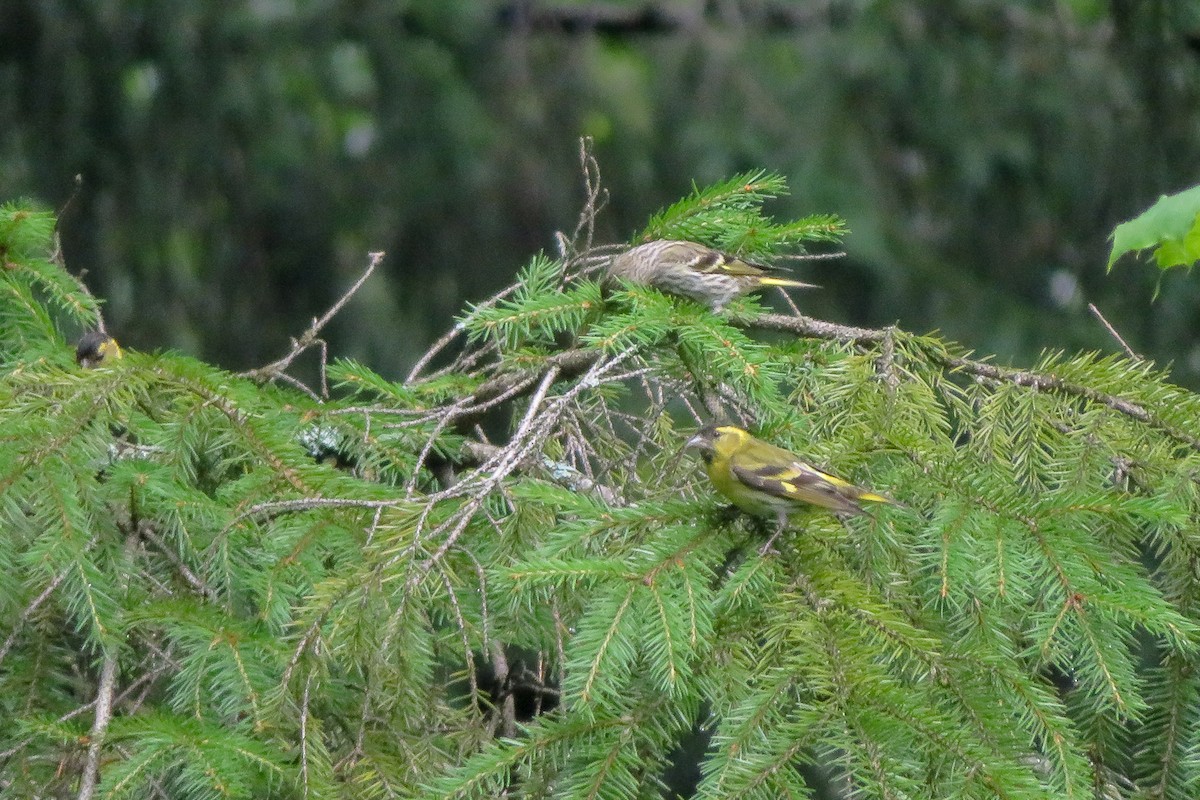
[729,457,866,514]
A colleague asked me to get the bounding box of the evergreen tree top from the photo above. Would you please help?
[1,152,1198,799]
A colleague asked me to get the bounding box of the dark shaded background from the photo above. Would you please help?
[3,0,1199,382]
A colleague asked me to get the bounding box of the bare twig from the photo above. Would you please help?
[512,366,561,443]
[221,496,410,540]
[405,322,468,384]
[245,250,386,391]
[1088,303,1139,360]
[138,523,219,602]
[776,285,805,317]
[569,137,609,259]
[55,174,85,233]
[0,570,67,669]
[460,440,624,505]
[438,565,480,710]
[406,281,527,385]
[459,349,602,420]
[300,671,314,797]
[875,325,901,394]
[392,346,639,589]
[490,641,516,739]
[272,370,324,401]
[405,397,481,497]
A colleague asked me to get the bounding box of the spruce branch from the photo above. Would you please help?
[166,371,313,493]
[424,302,1189,463]
[937,355,1200,451]
[746,311,1200,451]
[0,646,177,763]
[77,530,138,800]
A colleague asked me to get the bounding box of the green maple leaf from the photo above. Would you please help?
[1108,184,1200,273]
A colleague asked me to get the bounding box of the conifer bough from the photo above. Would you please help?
[607,239,817,311]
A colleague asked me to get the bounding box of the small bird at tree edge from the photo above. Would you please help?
[75,331,123,368]
[685,424,899,520]
[607,240,817,312]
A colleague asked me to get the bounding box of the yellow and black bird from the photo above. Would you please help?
[686,424,896,534]
[75,330,123,368]
[607,240,816,312]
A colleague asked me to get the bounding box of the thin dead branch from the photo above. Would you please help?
[1088,302,1140,360]
[245,250,386,393]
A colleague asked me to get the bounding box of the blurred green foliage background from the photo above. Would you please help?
[3,0,1199,382]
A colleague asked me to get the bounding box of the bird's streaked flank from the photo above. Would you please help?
[608,240,816,311]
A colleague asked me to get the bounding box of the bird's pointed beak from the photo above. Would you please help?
[684,433,705,450]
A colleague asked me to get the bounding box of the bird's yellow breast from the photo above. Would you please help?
[705,458,789,516]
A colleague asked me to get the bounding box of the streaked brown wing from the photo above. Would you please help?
[689,250,772,279]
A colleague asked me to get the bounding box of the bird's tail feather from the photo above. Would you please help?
[758,277,819,290]
[858,491,903,508]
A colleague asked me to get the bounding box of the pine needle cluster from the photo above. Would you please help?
[1,160,1199,800]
